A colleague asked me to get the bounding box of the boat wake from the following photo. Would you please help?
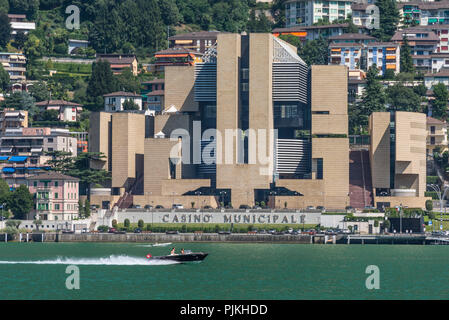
[137,242,172,247]
[0,255,179,266]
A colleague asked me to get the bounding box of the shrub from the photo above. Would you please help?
[425,191,439,200]
[191,202,195,209]
[374,220,379,227]
[146,224,152,231]
[426,176,439,184]
[426,200,433,212]
[383,220,390,230]
[428,211,436,220]
[112,219,118,228]
[138,219,144,228]
[215,224,220,233]
[181,224,187,233]
[124,219,130,228]
[284,201,288,209]
[97,225,109,232]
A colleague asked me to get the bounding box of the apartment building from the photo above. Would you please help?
[28,172,79,221]
[7,14,35,37]
[391,28,440,72]
[426,116,448,155]
[89,33,350,210]
[103,92,143,112]
[96,54,138,76]
[369,111,430,209]
[399,1,449,26]
[153,47,203,73]
[35,100,83,122]
[0,109,28,134]
[168,31,222,53]
[424,69,449,88]
[0,127,77,158]
[285,0,353,27]
[0,52,26,82]
[366,42,401,75]
[142,79,165,112]
[273,23,362,42]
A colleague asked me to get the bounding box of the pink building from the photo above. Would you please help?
[27,172,79,221]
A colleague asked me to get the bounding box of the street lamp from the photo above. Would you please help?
[427,183,449,232]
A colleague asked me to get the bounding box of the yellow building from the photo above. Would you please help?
[426,116,448,155]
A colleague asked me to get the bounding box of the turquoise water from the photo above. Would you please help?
[0,242,447,299]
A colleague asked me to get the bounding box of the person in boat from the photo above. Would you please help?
[181,248,185,254]
[170,247,176,255]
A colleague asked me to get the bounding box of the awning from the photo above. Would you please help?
[8,156,28,162]
[31,148,42,153]
[0,148,12,153]
[0,156,8,161]
[2,168,15,173]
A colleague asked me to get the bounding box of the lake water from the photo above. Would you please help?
[0,242,447,299]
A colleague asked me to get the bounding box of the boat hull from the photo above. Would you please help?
[151,252,208,262]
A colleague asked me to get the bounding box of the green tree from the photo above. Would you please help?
[29,81,50,102]
[123,99,140,111]
[0,178,10,216]
[279,34,302,53]
[84,199,91,218]
[78,199,85,218]
[115,68,140,93]
[138,219,144,228]
[38,109,59,121]
[14,31,27,50]
[298,36,328,65]
[425,200,433,212]
[0,12,11,49]
[361,66,386,113]
[87,60,118,107]
[432,83,449,120]
[124,218,130,228]
[371,0,400,41]
[0,0,9,14]
[400,35,415,74]
[44,151,111,200]
[0,64,10,92]
[386,83,421,112]
[8,185,33,220]
[271,0,287,28]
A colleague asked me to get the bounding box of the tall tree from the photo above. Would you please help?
[432,83,449,120]
[0,0,9,14]
[361,66,386,114]
[115,68,140,93]
[87,60,117,107]
[8,185,33,220]
[298,36,328,65]
[386,83,421,112]
[0,64,9,92]
[14,31,27,50]
[400,35,415,74]
[0,12,11,49]
[271,0,287,28]
[371,0,400,41]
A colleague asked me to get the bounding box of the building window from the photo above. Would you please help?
[54,192,58,199]
[55,181,58,187]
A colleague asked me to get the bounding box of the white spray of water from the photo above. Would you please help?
[0,255,179,266]
[137,243,172,247]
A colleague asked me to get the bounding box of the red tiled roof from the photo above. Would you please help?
[146,90,164,96]
[103,91,141,97]
[427,116,446,125]
[35,100,82,107]
[28,172,79,181]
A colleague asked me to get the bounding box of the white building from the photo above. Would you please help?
[103,92,143,112]
[7,14,35,37]
[424,69,449,88]
[68,39,89,55]
[35,100,83,122]
[285,0,353,27]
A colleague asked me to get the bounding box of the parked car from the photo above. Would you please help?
[203,205,213,209]
[134,228,142,233]
[108,227,117,233]
[316,206,326,212]
[166,230,179,235]
[252,205,262,210]
[239,205,251,209]
[144,204,153,209]
[306,206,315,210]
[172,204,184,209]
[155,205,164,209]
[218,231,231,235]
[133,205,141,209]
